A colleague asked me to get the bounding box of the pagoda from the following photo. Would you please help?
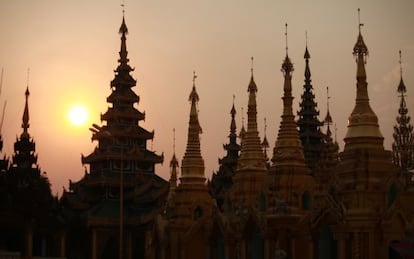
[61,14,168,259]
[265,24,316,256]
[332,11,400,258]
[313,86,339,188]
[230,59,267,210]
[392,50,414,183]
[154,73,214,259]
[0,87,61,258]
[210,98,241,211]
[297,41,324,171]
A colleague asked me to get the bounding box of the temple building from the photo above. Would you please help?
[297,41,325,171]
[149,73,215,259]
[0,87,63,258]
[2,8,414,259]
[209,98,241,211]
[392,50,414,182]
[60,15,168,259]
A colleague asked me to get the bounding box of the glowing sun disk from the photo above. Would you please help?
[68,105,88,126]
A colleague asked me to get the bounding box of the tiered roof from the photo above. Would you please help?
[297,43,324,170]
[392,50,414,177]
[62,15,167,227]
[210,99,241,210]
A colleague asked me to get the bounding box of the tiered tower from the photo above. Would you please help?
[392,50,414,179]
[333,12,398,258]
[165,73,214,259]
[297,41,324,171]
[210,98,241,210]
[314,86,339,187]
[230,60,267,209]
[61,15,168,259]
[1,87,58,258]
[268,25,315,212]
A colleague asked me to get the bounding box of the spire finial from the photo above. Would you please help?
[358,8,364,33]
[173,128,176,154]
[305,31,308,48]
[281,24,293,75]
[192,70,197,86]
[250,56,254,76]
[121,0,125,16]
[399,50,403,78]
[327,86,330,112]
[285,23,288,56]
[264,117,267,136]
[26,68,30,88]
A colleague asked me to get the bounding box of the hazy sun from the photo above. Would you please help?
[68,105,88,126]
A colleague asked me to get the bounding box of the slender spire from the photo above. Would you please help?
[281,24,294,76]
[262,117,270,166]
[392,50,414,172]
[22,69,30,137]
[324,86,333,126]
[230,95,237,135]
[181,71,205,183]
[398,50,406,94]
[239,107,246,141]
[169,128,179,190]
[271,24,307,171]
[297,33,324,170]
[12,72,38,169]
[231,59,266,208]
[344,9,383,147]
[114,9,134,77]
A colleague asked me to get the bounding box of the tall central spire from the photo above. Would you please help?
[271,24,308,171]
[180,71,205,184]
[297,33,324,170]
[392,50,414,172]
[231,57,266,208]
[344,9,383,148]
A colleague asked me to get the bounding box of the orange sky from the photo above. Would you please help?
[0,0,413,195]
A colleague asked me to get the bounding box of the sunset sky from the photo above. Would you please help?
[0,0,413,195]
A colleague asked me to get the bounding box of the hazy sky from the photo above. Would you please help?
[0,0,413,195]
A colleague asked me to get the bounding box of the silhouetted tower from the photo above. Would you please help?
[11,87,39,173]
[62,14,168,259]
[5,85,55,258]
[269,24,314,211]
[165,128,179,216]
[392,50,414,179]
[231,57,267,209]
[262,118,270,169]
[334,11,398,257]
[297,39,324,171]
[210,97,241,210]
[315,86,339,187]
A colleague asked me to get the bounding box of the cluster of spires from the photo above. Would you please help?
[0,8,411,207]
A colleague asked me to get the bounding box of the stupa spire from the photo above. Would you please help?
[12,78,38,170]
[180,71,205,183]
[231,58,266,208]
[324,86,333,137]
[169,128,179,190]
[344,9,383,148]
[22,69,30,137]
[297,32,324,170]
[392,50,414,172]
[271,23,307,170]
